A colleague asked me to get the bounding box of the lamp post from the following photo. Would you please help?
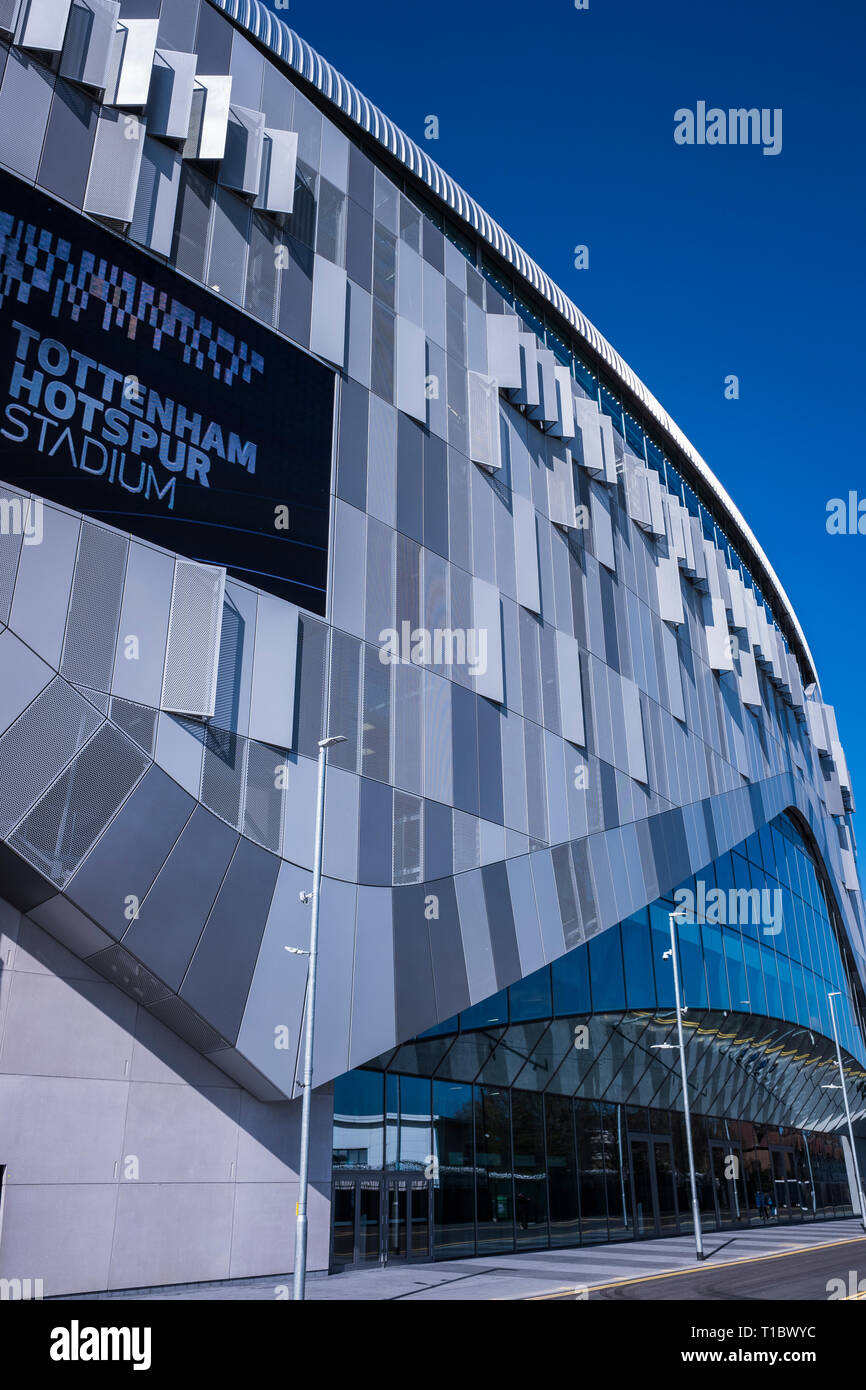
[664,909,705,1260]
[827,990,866,1232]
[292,734,346,1302]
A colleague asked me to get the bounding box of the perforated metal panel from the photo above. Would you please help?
[84,107,145,222]
[86,941,171,1007]
[0,677,102,838]
[453,810,480,873]
[160,559,226,719]
[467,371,501,471]
[60,0,119,91]
[106,16,158,107]
[8,721,149,885]
[148,994,230,1054]
[242,739,285,852]
[200,726,244,828]
[0,486,25,623]
[0,0,22,38]
[147,47,197,141]
[109,696,157,755]
[17,0,73,51]
[61,521,128,692]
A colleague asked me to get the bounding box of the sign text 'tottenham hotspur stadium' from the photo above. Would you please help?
[1,321,259,509]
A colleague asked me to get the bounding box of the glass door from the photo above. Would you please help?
[331,1176,385,1269]
[628,1134,680,1238]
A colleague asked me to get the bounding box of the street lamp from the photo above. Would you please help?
[291,733,346,1302]
[827,990,866,1232]
[664,909,705,1260]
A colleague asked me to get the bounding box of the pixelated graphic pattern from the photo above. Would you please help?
[0,210,265,389]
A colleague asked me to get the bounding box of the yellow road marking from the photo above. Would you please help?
[523,1234,866,1300]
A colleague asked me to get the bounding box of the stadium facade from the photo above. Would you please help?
[0,0,864,1294]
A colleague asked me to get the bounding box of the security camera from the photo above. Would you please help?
[299,891,313,904]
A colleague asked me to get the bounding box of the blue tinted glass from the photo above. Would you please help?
[790,960,810,1027]
[676,918,707,1009]
[589,925,626,1011]
[743,936,767,1014]
[714,853,736,896]
[723,929,749,1010]
[777,951,796,1021]
[552,946,591,1015]
[702,923,730,1010]
[621,911,656,1007]
[761,945,783,1019]
[650,902,674,1007]
[461,990,509,1030]
[509,967,553,1022]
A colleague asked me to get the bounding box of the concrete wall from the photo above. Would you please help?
[0,894,333,1296]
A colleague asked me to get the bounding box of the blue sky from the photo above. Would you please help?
[265,0,866,796]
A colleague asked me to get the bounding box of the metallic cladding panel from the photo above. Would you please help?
[64,763,194,936]
[60,0,120,91]
[84,106,145,221]
[160,560,226,720]
[17,0,73,52]
[180,836,280,1044]
[129,135,182,255]
[60,521,128,693]
[107,16,159,106]
[309,254,347,366]
[120,803,239,988]
[147,47,197,140]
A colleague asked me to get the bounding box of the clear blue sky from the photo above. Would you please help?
[264,0,866,798]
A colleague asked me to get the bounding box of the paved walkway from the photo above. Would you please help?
[80,1217,865,1301]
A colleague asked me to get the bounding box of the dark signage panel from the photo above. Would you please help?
[0,169,334,614]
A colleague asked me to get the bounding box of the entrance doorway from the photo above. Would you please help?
[628,1135,679,1237]
[331,1174,433,1269]
[770,1146,802,1221]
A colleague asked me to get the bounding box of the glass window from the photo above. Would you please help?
[552,946,591,1015]
[723,928,749,1011]
[702,923,731,1011]
[474,1086,513,1253]
[386,1075,431,1171]
[512,1090,548,1248]
[432,1080,475,1258]
[461,989,508,1030]
[575,1098,608,1244]
[622,911,656,1007]
[545,1094,580,1247]
[509,967,553,1022]
[333,1071,384,1169]
[589,924,626,1011]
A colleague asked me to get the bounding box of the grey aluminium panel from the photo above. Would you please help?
[120,804,238,986]
[248,592,298,750]
[234,858,312,1096]
[129,134,181,257]
[309,255,347,367]
[107,18,159,107]
[513,493,540,615]
[111,542,174,707]
[394,314,427,424]
[556,628,585,746]
[0,48,54,180]
[0,628,53,735]
[84,107,146,222]
[621,674,648,784]
[309,876,357,1086]
[221,102,265,195]
[486,312,521,389]
[60,0,120,91]
[9,502,80,669]
[180,837,281,1044]
[471,576,503,704]
[257,127,297,214]
[147,48,197,141]
[64,764,193,937]
[17,0,73,51]
[349,885,395,1069]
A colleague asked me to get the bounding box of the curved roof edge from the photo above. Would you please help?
[210,0,818,686]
